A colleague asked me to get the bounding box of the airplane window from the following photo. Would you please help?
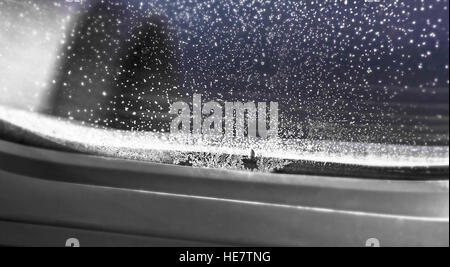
[0,0,448,176]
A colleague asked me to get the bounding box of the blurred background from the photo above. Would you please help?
[0,0,448,145]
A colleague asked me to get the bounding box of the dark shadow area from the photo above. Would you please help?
[47,2,179,132]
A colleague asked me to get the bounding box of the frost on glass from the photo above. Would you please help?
[0,0,448,171]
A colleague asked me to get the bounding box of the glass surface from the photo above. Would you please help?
[0,0,448,174]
